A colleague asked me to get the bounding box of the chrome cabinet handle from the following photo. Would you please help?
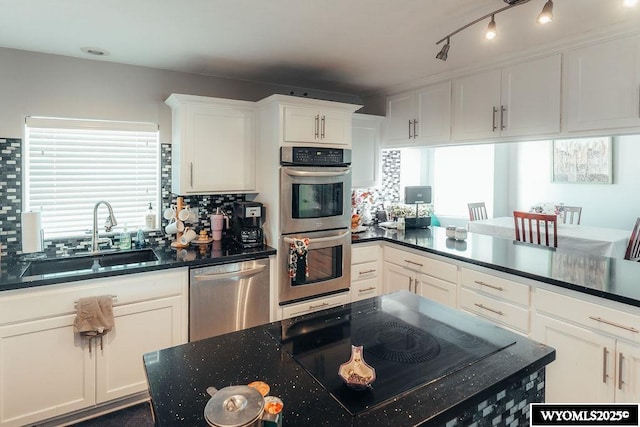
[404,259,423,268]
[315,115,319,139]
[358,269,376,275]
[500,105,506,130]
[408,277,413,291]
[321,115,326,139]
[358,286,377,293]
[603,347,609,383]
[589,316,640,333]
[189,162,193,188]
[474,280,504,291]
[492,107,498,131]
[618,352,624,390]
[474,303,504,316]
[309,302,329,310]
[408,120,412,139]
[413,119,418,138]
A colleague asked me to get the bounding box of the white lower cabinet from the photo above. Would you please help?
[383,246,457,308]
[533,288,640,403]
[0,269,188,427]
[458,267,530,335]
[350,244,382,302]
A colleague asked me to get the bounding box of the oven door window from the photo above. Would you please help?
[291,244,343,286]
[292,182,344,219]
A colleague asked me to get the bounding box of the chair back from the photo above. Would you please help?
[561,206,582,225]
[468,202,488,221]
[624,217,640,261]
[513,211,558,248]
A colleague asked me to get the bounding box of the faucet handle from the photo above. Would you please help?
[104,216,114,232]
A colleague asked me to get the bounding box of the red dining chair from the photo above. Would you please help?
[624,217,640,261]
[513,211,558,248]
[467,202,488,221]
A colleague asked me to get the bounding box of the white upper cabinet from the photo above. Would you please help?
[259,94,361,148]
[283,105,352,145]
[384,81,451,147]
[452,54,561,141]
[165,94,256,195]
[351,114,383,188]
[566,35,640,132]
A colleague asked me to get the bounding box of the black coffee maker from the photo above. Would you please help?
[232,201,265,248]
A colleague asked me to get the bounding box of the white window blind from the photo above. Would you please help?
[25,117,160,239]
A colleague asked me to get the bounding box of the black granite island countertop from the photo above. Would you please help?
[144,291,555,427]
[0,239,276,292]
[353,225,640,309]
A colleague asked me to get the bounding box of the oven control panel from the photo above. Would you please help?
[281,146,351,166]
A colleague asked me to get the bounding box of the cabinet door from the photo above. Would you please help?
[320,110,351,145]
[566,35,640,131]
[501,54,561,137]
[415,81,451,144]
[96,296,183,403]
[185,104,255,193]
[452,69,501,141]
[416,273,456,308]
[383,91,415,147]
[352,115,382,188]
[533,313,615,403]
[0,315,95,427]
[283,105,320,143]
[615,340,640,403]
[383,262,414,294]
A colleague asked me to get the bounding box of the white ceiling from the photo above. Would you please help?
[1,0,639,97]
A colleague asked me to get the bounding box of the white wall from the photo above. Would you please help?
[509,136,640,230]
[0,48,362,142]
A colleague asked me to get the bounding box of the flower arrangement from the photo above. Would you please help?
[351,189,378,226]
[530,202,565,216]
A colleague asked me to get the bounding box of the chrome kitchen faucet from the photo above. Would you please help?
[92,201,118,253]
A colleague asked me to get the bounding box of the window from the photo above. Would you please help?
[433,144,494,217]
[25,117,160,239]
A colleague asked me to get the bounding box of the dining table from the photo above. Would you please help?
[467,216,631,258]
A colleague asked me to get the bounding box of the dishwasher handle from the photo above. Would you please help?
[192,264,267,281]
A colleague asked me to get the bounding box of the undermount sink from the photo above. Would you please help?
[21,249,159,278]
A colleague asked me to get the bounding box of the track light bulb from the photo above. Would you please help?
[436,39,450,61]
[537,0,554,24]
[485,15,497,40]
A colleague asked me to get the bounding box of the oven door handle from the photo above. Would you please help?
[283,230,350,245]
[284,168,350,178]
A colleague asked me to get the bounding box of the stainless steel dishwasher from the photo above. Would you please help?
[189,258,270,341]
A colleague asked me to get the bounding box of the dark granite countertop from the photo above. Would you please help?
[144,291,554,427]
[0,239,276,292]
[353,225,640,308]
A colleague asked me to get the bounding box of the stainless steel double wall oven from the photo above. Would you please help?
[279,147,352,304]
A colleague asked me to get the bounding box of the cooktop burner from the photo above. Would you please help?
[353,321,441,364]
[268,292,516,416]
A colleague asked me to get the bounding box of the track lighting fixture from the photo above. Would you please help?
[537,0,554,24]
[485,15,497,40]
[436,38,450,61]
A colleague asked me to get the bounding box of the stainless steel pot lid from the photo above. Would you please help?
[204,385,265,427]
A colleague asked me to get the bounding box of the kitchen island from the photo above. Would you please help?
[143,291,555,426]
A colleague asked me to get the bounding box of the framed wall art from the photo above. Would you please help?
[551,137,613,184]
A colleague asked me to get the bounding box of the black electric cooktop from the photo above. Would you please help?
[267,292,516,416]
